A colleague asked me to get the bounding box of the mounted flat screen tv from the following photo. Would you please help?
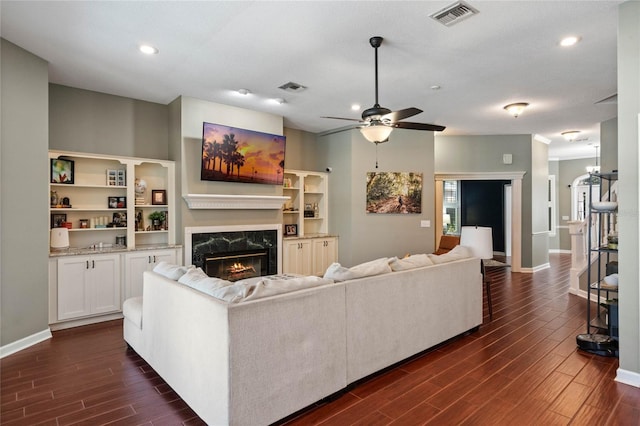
[201,122,286,185]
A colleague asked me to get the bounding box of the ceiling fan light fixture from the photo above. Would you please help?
[503,102,529,118]
[561,130,580,141]
[360,124,393,144]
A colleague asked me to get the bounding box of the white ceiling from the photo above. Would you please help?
[1,1,621,160]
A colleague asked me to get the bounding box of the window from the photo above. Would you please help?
[443,180,460,234]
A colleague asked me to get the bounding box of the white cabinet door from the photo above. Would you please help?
[91,255,120,314]
[58,257,92,320]
[283,239,313,275]
[312,237,338,276]
[57,254,120,320]
[124,249,179,299]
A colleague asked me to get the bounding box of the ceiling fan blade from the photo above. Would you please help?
[382,107,423,122]
[393,121,446,132]
[322,116,363,122]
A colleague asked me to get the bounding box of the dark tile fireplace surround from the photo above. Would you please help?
[190,228,278,281]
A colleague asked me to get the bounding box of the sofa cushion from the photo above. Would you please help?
[209,274,334,303]
[153,261,192,281]
[388,253,433,271]
[123,296,143,329]
[177,267,234,295]
[324,257,391,282]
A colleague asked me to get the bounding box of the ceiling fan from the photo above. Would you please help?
[324,36,445,144]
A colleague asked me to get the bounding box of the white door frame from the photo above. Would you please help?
[435,171,526,272]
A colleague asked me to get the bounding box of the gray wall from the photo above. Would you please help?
[49,84,169,159]
[318,128,436,266]
[617,0,640,382]
[435,134,548,269]
[1,39,50,346]
[600,117,618,174]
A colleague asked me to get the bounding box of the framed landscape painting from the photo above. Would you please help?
[366,172,422,214]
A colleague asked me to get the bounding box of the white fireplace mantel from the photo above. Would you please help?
[182,194,290,210]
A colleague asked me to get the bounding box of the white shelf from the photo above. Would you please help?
[283,169,328,237]
[49,150,175,251]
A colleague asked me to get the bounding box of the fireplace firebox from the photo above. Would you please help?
[205,249,268,281]
[187,226,279,280]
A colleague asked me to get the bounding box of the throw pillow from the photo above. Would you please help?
[324,257,392,282]
[323,263,358,282]
[389,253,433,271]
[177,267,209,285]
[153,261,193,281]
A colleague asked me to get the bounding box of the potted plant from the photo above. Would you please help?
[148,211,165,231]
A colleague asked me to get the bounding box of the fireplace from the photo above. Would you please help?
[205,249,268,281]
[184,224,282,279]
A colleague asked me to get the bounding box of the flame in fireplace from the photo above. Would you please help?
[227,262,256,275]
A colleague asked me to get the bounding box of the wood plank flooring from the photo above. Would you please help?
[2,253,640,425]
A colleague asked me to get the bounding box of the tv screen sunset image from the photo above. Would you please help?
[201,122,286,185]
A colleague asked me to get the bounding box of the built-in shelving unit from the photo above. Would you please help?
[48,151,180,329]
[282,169,328,237]
[49,151,175,250]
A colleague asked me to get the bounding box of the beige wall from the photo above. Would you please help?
[1,39,50,346]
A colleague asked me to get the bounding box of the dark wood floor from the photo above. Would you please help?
[2,254,639,425]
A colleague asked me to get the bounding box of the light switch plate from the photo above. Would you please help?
[503,154,513,164]
[420,220,430,228]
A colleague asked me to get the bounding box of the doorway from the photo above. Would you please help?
[461,180,510,253]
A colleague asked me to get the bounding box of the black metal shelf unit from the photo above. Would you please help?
[577,171,618,357]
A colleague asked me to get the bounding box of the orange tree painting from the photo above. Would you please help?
[366,172,422,214]
[201,123,286,185]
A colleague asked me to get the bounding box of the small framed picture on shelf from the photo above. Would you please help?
[106,169,117,186]
[79,219,89,229]
[285,224,298,236]
[117,169,126,186]
[108,196,127,209]
[112,212,127,227]
[152,190,167,205]
[51,213,67,228]
[51,158,74,184]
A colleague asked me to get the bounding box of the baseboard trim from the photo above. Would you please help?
[616,368,640,388]
[1,328,52,359]
[520,262,551,274]
[549,249,571,254]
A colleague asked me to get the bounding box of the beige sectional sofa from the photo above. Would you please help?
[123,253,482,426]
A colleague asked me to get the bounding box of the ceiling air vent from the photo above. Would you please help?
[430,1,479,27]
[278,82,307,93]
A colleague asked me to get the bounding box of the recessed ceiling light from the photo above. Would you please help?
[351,104,361,111]
[560,36,580,47]
[139,44,158,55]
[431,85,441,90]
[237,88,251,95]
[272,98,286,105]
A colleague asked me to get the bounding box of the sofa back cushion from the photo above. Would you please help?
[209,274,335,303]
[388,254,433,271]
[324,257,392,282]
